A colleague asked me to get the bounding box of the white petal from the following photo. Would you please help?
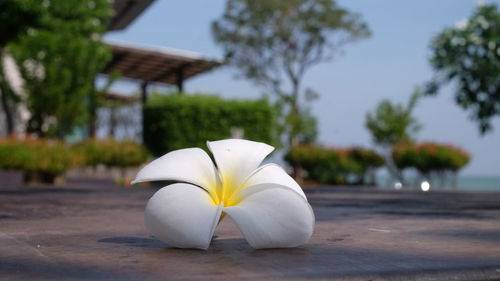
[207,139,274,190]
[223,184,315,249]
[144,183,222,250]
[243,163,306,199]
[132,148,219,197]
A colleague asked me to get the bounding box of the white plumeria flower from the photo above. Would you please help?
[132,139,315,250]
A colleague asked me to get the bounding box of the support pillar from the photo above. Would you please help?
[141,81,149,104]
[176,68,184,93]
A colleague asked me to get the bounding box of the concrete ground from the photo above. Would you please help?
[1,180,500,280]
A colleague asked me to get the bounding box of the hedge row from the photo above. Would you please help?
[0,138,148,178]
[0,138,77,175]
[143,94,276,156]
[284,145,385,185]
[72,139,149,168]
[392,142,470,173]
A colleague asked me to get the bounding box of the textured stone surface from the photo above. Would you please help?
[1,182,500,280]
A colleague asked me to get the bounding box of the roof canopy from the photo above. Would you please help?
[103,91,140,104]
[101,42,221,87]
[108,0,156,31]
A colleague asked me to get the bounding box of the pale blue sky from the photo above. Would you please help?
[105,0,500,176]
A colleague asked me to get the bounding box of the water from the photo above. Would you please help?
[377,175,500,191]
[457,175,500,191]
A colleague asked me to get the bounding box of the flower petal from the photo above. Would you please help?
[144,183,222,250]
[207,139,274,190]
[132,148,219,197]
[242,163,306,199]
[223,184,315,249]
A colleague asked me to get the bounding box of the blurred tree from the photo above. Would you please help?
[365,89,422,182]
[0,0,43,134]
[212,0,371,150]
[427,3,500,134]
[9,0,112,139]
[0,0,43,47]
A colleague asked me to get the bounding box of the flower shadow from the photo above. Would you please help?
[98,236,168,248]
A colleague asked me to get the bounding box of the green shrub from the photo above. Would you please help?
[143,94,276,156]
[349,147,385,171]
[285,144,341,183]
[391,142,418,170]
[72,139,149,167]
[0,137,77,176]
[392,142,470,174]
[285,145,384,185]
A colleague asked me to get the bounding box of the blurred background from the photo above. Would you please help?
[0,0,499,191]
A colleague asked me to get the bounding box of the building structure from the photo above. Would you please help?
[0,0,220,137]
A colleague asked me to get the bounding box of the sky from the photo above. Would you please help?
[105,0,500,176]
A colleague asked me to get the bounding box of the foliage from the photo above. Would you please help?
[365,89,422,147]
[212,0,370,146]
[0,137,148,182]
[427,3,500,134]
[0,0,44,134]
[9,0,113,138]
[392,142,470,174]
[0,0,43,47]
[72,139,149,167]
[284,145,384,185]
[143,94,276,156]
[365,89,422,183]
[349,147,386,169]
[275,98,318,145]
[0,137,78,175]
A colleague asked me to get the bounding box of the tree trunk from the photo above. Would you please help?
[88,84,97,138]
[452,171,458,190]
[0,80,15,135]
[294,164,304,184]
[0,52,15,135]
[289,83,304,182]
[109,107,116,138]
[291,133,303,183]
[368,168,376,186]
[291,125,302,183]
[384,147,403,185]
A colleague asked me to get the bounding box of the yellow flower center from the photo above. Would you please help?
[210,175,244,207]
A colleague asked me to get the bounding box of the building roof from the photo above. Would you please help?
[103,91,140,104]
[101,41,221,85]
[108,0,156,31]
